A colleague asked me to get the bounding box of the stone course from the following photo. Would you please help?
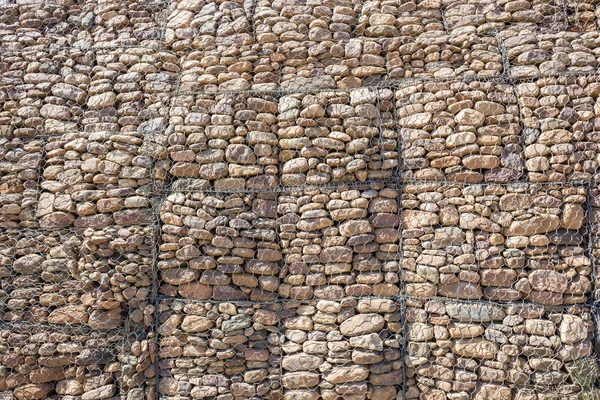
[278,184,400,300]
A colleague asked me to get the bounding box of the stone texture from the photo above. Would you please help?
[356,0,443,38]
[159,192,280,302]
[168,93,279,191]
[405,298,593,400]
[402,182,591,305]
[3,227,156,330]
[254,0,361,45]
[443,0,567,35]
[386,31,503,79]
[517,76,600,182]
[278,184,400,300]
[165,0,253,52]
[397,80,523,183]
[505,31,600,79]
[278,88,397,186]
[0,137,42,229]
[178,44,280,92]
[0,326,145,400]
[281,298,402,399]
[279,38,389,89]
[38,131,164,229]
[157,299,281,399]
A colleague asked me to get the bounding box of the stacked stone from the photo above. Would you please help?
[165,0,254,53]
[402,182,591,305]
[442,0,568,35]
[355,0,444,39]
[277,184,400,300]
[0,136,43,229]
[157,299,281,399]
[158,191,280,302]
[0,0,91,51]
[0,231,18,322]
[517,75,600,182]
[88,47,177,134]
[3,226,155,330]
[397,79,523,183]
[405,299,595,400]
[278,87,396,186]
[590,184,600,301]
[0,325,126,400]
[37,131,158,230]
[177,45,280,93]
[278,38,389,90]
[89,0,168,49]
[565,0,599,31]
[386,31,504,79]
[119,331,158,400]
[254,0,361,44]
[281,297,403,400]
[168,93,280,191]
[503,31,600,79]
[0,46,95,137]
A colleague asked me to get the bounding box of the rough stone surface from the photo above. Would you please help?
[281,298,402,399]
[277,184,400,299]
[158,299,281,399]
[168,93,279,191]
[517,76,600,182]
[397,80,523,183]
[405,299,593,400]
[159,192,280,302]
[402,182,591,304]
[3,227,156,330]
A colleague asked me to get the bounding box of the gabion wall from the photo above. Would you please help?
[1,0,600,399]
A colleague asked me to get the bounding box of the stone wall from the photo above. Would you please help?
[1,0,600,399]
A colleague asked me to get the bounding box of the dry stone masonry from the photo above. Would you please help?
[3,0,600,399]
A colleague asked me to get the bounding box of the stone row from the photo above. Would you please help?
[405,298,596,400]
[0,46,176,138]
[0,226,157,332]
[167,89,397,191]
[155,296,402,400]
[0,325,155,400]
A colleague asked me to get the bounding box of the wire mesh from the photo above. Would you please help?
[405,297,598,400]
[2,1,600,400]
